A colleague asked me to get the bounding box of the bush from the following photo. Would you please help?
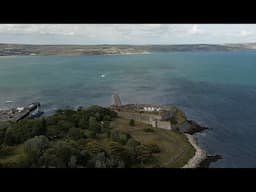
[108,141,135,167]
[89,116,100,133]
[52,140,80,168]
[135,145,152,165]
[86,130,96,139]
[143,128,155,132]
[129,119,135,126]
[39,148,59,168]
[109,141,125,158]
[84,140,103,155]
[24,135,49,165]
[4,119,46,145]
[78,117,88,129]
[145,143,161,153]
[126,138,140,149]
[170,108,187,125]
[0,145,13,158]
[0,122,9,144]
[67,128,82,140]
[77,138,88,146]
[110,130,131,145]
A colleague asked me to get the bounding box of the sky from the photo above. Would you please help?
[0,24,256,45]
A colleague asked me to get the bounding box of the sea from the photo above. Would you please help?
[1,51,256,168]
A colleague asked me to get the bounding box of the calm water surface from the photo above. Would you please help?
[1,52,256,167]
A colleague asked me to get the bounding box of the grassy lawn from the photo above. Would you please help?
[110,117,196,168]
[0,144,26,165]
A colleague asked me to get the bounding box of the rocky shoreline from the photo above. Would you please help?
[184,120,208,135]
[182,119,222,168]
[182,133,207,168]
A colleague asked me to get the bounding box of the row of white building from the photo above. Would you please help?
[143,106,161,112]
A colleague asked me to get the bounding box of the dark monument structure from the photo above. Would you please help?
[112,93,122,106]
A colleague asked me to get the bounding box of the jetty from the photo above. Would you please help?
[0,102,43,122]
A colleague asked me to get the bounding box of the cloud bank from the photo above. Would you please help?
[0,24,255,44]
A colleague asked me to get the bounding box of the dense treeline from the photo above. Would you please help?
[0,106,160,168]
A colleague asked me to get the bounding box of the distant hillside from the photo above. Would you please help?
[225,42,256,50]
[0,43,254,56]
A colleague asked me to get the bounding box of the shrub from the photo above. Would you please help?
[145,143,161,153]
[4,119,46,145]
[0,145,13,158]
[77,138,88,146]
[110,130,131,145]
[108,141,135,167]
[88,131,97,138]
[170,108,187,125]
[39,148,59,168]
[89,116,100,133]
[143,128,155,132]
[109,141,125,158]
[52,140,80,168]
[78,117,88,129]
[135,145,152,165]
[24,135,49,165]
[0,122,9,144]
[129,119,135,126]
[126,138,140,149]
[67,128,82,140]
[84,140,103,155]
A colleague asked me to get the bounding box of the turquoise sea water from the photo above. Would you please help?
[1,52,256,167]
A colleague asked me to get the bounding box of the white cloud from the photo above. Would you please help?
[189,24,201,34]
[0,24,256,44]
[239,30,254,37]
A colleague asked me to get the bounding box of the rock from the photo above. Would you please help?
[184,120,208,135]
[199,155,222,168]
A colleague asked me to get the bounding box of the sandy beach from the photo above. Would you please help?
[182,133,207,168]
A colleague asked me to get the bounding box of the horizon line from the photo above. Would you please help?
[0,42,255,46]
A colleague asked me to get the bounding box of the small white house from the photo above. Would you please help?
[16,107,24,113]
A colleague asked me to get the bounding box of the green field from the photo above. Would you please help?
[110,118,196,168]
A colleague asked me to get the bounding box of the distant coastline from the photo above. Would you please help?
[0,43,256,56]
[103,51,152,56]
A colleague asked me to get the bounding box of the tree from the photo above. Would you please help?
[170,108,187,125]
[24,135,49,165]
[108,141,135,167]
[53,140,79,168]
[129,119,135,126]
[84,140,103,155]
[135,145,152,166]
[110,130,131,145]
[109,141,125,158]
[39,148,59,168]
[3,118,47,146]
[67,128,82,140]
[78,117,88,129]
[0,122,9,144]
[89,116,99,133]
[145,143,161,153]
[126,138,140,149]
[94,152,107,168]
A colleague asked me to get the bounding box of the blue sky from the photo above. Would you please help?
[0,24,256,44]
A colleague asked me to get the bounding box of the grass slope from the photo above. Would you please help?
[110,117,195,168]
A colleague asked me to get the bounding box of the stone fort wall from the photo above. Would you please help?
[116,111,171,130]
